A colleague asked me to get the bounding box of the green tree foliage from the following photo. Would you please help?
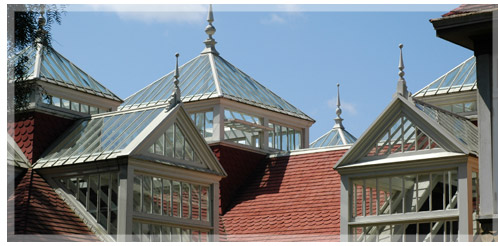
[7,4,63,113]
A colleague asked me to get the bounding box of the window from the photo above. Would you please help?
[148,124,199,163]
[349,170,461,242]
[190,111,213,139]
[224,109,262,148]
[367,115,440,157]
[132,221,210,242]
[41,93,105,115]
[269,123,302,151]
[133,174,210,222]
[59,172,119,237]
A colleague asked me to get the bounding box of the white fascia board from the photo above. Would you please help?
[39,80,122,109]
[415,90,477,106]
[269,145,351,158]
[349,209,459,226]
[341,151,466,168]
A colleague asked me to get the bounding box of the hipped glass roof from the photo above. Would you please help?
[120,53,313,121]
[415,100,478,153]
[310,127,356,148]
[10,46,122,102]
[413,56,476,97]
[34,107,163,168]
[7,135,31,168]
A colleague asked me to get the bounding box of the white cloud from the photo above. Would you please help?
[86,4,207,24]
[261,13,286,24]
[327,98,358,115]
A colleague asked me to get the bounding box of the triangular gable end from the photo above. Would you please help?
[364,113,441,158]
[336,95,471,168]
[128,104,226,177]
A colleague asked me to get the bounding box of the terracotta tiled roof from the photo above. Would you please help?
[8,112,75,164]
[442,4,498,17]
[8,169,99,242]
[210,144,268,214]
[221,149,347,242]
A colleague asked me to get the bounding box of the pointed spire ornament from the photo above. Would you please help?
[201,4,219,55]
[334,83,344,129]
[33,6,47,78]
[168,53,182,109]
[396,44,409,98]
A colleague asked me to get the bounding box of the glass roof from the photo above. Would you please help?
[34,107,163,168]
[9,46,122,102]
[414,100,478,153]
[7,135,31,168]
[413,56,476,97]
[309,127,356,148]
[119,53,313,121]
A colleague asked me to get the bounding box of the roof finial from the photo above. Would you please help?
[334,83,344,129]
[33,6,47,78]
[396,43,409,98]
[168,53,181,109]
[201,4,219,55]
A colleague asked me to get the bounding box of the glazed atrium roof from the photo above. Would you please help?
[9,45,122,102]
[119,7,312,122]
[413,56,476,97]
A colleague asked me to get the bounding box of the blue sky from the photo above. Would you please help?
[48,4,473,142]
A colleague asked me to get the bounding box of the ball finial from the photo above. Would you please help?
[399,43,403,49]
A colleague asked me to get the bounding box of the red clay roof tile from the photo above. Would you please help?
[221,149,347,242]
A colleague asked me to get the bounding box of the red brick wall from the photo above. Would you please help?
[8,112,75,163]
[209,144,267,214]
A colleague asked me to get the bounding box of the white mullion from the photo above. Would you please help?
[362,179,366,217]
[429,173,433,211]
[416,175,419,212]
[179,182,183,218]
[189,184,192,219]
[448,172,452,209]
[353,183,357,218]
[369,187,373,216]
[376,178,380,216]
[389,177,392,215]
[107,173,112,233]
[443,172,447,210]
[402,176,405,214]
[444,221,447,242]
[416,223,419,242]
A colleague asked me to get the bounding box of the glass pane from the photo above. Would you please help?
[163,179,171,216]
[353,180,364,217]
[185,142,194,161]
[71,101,80,111]
[182,228,191,242]
[452,103,463,113]
[165,125,174,158]
[154,134,164,155]
[151,224,161,242]
[132,222,141,242]
[191,184,200,220]
[141,223,150,242]
[378,177,391,215]
[80,104,89,114]
[352,226,364,242]
[90,106,98,114]
[182,183,191,218]
[200,231,209,242]
[378,224,391,242]
[295,131,301,149]
[99,173,109,230]
[152,177,162,214]
[431,172,445,211]
[192,230,200,242]
[62,99,70,109]
[68,177,79,197]
[174,125,184,159]
[110,173,118,236]
[78,176,88,207]
[268,123,274,148]
[172,181,181,217]
[201,186,209,221]
[365,179,376,216]
[404,175,416,213]
[171,227,181,242]
[205,111,213,138]
[418,222,431,242]
[275,125,281,150]
[161,226,171,242]
[195,112,205,137]
[133,175,142,212]
[143,176,152,214]
[417,174,431,212]
[88,174,99,218]
[52,96,61,107]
